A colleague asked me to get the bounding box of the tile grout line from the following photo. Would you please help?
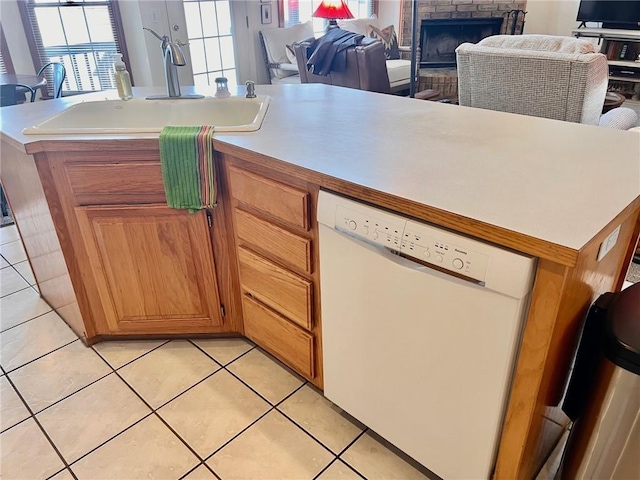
[16,369,114,419]
[89,347,222,478]
[92,338,171,371]
[188,341,352,474]
[200,381,312,464]
[0,366,80,480]
[0,283,34,300]
[0,306,54,335]
[9,260,36,287]
[2,337,80,375]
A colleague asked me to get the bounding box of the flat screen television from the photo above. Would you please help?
[577,0,640,28]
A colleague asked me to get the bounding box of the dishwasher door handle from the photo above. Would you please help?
[332,227,431,273]
[330,226,483,285]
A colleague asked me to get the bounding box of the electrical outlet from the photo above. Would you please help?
[597,225,621,261]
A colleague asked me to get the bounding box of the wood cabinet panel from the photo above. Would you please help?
[75,205,223,334]
[228,166,309,230]
[66,162,166,205]
[242,294,315,378]
[235,208,312,274]
[237,246,312,330]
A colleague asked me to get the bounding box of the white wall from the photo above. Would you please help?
[524,0,582,36]
[1,0,34,75]
[378,0,402,28]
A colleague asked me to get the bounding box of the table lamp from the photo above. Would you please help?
[312,0,354,30]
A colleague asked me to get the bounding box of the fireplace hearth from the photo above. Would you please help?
[419,18,504,68]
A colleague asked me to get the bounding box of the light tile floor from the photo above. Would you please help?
[0,225,434,480]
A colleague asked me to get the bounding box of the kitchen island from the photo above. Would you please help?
[1,84,639,479]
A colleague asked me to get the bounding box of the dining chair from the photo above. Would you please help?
[37,62,66,98]
[0,84,36,107]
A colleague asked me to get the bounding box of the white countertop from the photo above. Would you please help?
[1,84,639,253]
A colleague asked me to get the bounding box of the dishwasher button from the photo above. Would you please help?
[435,254,443,263]
[423,249,431,259]
[372,231,379,240]
[452,258,464,270]
[348,220,357,230]
[362,226,369,235]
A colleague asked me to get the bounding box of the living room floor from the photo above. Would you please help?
[0,224,434,480]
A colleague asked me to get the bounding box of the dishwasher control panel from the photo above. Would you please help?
[335,204,490,283]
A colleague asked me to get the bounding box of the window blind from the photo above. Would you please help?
[18,0,131,96]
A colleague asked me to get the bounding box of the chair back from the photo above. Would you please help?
[37,62,66,98]
[0,84,36,107]
[294,37,391,94]
[456,35,608,125]
[259,21,314,84]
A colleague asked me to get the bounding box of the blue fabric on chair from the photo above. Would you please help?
[37,62,66,98]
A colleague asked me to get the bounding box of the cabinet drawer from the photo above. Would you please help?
[238,246,312,330]
[242,294,315,379]
[66,162,166,205]
[228,166,309,230]
[235,208,312,274]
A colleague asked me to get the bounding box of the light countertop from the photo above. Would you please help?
[1,84,639,257]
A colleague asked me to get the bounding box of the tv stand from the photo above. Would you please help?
[572,27,640,99]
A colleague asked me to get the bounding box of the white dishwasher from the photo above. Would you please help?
[317,190,536,480]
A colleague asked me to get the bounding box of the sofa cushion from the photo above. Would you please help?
[367,24,400,60]
[337,14,378,36]
[261,21,314,79]
[386,59,411,87]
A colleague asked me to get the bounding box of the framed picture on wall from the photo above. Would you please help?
[261,3,272,24]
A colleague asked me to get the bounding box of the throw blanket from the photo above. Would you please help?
[307,29,364,76]
[159,125,216,211]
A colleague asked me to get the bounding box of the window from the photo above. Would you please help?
[18,0,130,97]
[183,0,237,88]
[281,0,375,32]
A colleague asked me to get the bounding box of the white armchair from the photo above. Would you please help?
[259,21,314,84]
[455,35,638,130]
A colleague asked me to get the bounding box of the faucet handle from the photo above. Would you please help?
[245,81,256,99]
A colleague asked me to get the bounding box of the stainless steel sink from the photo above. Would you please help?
[22,95,270,135]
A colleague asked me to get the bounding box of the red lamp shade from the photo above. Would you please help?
[312,0,354,21]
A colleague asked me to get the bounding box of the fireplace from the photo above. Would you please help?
[419,18,504,68]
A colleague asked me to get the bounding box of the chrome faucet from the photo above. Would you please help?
[143,27,203,99]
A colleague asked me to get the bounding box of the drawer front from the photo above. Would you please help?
[228,166,309,230]
[238,246,312,330]
[242,294,315,379]
[235,208,312,274]
[66,162,166,205]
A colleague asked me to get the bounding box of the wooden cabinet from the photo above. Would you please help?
[33,146,239,338]
[76,205,223,334]
[224,159,323,387]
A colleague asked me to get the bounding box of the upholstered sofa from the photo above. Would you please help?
[337,15,413,93]
[293,37,391,94]
[455,35,638,129]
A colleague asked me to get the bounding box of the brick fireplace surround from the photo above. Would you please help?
[399,0,527,98]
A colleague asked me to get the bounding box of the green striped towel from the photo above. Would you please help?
[159,125,216,212]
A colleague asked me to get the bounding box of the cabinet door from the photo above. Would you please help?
[76,205,223,334]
